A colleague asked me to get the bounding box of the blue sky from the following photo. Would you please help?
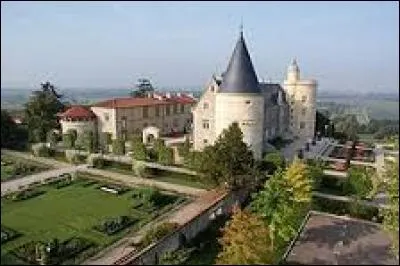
[1,1,399,93]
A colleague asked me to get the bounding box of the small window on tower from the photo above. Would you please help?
[300,122,305,129]
[301,96,307,103]
[245,100,251,105]
[203,139,208,144]
[301,108,306,115]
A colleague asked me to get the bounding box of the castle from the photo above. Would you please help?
[59,30,317,159]
[192,30,317,159]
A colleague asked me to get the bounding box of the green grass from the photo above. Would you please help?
[1,155,51,182]
[101,161,210,189]
[1,174,184,264]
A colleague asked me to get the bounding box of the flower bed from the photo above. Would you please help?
[93,215,137,236]
[10,237,94,265]
[11,188,46,202]
[1,226,21,245]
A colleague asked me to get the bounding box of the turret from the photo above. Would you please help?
[286,58,300,82]
[215,29,264,159]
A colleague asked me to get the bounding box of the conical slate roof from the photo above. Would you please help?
[220,31,260,93]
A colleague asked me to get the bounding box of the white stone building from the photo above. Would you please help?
[192,31,317,159]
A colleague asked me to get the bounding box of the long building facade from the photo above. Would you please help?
[192,31,317,159]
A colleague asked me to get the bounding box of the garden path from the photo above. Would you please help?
[1,164,87,196]
[83,167,206,196]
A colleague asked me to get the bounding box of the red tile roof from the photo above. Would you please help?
[93,95,196,108]
[59,105,97,119]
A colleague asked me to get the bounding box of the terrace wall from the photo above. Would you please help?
[115,188,249,265]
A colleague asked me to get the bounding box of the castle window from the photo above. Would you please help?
[301,108,306,115]
[180,104,185,113]
[300,122,305,129]
[155,106,160,117]
[104,113,109,121]
[166,105,171,116]
[173,104,178,114]
[245,100,251,105]
[203,139,208,144]
[203,103,209,109]
[202,120,210,129]
[301,95,307,103]
[210,86,214,92]
[121,116,127,129]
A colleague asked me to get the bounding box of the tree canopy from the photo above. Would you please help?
[130,78,155,98]
[250,159,313,260]
[1,110,29,149]
[24,82,65,143]
[216,206,274,265]
[198,122,255,189]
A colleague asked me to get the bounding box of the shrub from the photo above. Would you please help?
[32,143,50,157]
[343,166,374,199]
[140,222,179,248]
[158,146,174,165]
[159,248,194,265]
[263,151,285,171]
[112,139,125,155]
[130,136,147,161]
[132,160,146,177]
[93,216,135,235]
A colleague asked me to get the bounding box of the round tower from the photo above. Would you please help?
[283,59,317,140]
[215,30,264,159]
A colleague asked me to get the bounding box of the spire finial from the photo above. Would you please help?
[240,19,243,36]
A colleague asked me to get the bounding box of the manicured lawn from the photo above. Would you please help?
[1,174,184,264]
[1,155,51,182]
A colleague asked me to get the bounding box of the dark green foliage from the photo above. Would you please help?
[311,196,382,222]
[177,138,191,157]
[263,152,285,172]
[82,131,96,153]
[11,189,45,202]
[93,216,136,235]
[112,138,125,155]
[130,135,147,160]
[92,157,104,169]
[46,131,58,148]
[1,110,29,149]
[130,78,155,97]
[199,122,255,189]
[11,237,93,265]
[1,226,21,244]
[24,82,65,143]
[158,248,194,265]
[305,159,325,190]
[63,133,74,149]
[343,166,373,199]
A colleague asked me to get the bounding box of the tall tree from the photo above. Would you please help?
[211,122,254,189]
[25,82,65,143]
[1,110,29,149]
[250,160,312,259]
[216,206,274,265]
[130,78,155,97]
